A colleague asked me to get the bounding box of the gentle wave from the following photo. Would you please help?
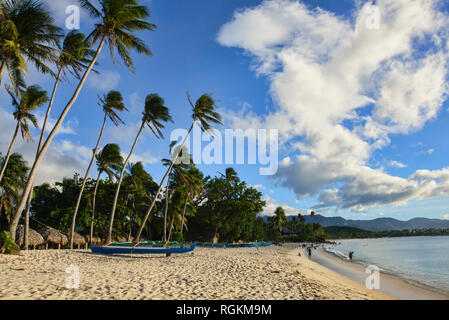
[327,236,449,294]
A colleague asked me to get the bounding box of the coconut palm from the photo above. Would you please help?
[0,0,62,90]
[106,93,172,243]
[160,143,191,241]
[22,30,97,250]
[134,93,222,243]
[272,206,287,233]
[88,143,123,246]
[180,166,204,234]
[11,0,156,241]
[69,91,127,248]
[0,85,48,184]
[0,153,28,224]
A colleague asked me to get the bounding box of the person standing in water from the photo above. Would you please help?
[349,251,353,260]
[307,247,312,257]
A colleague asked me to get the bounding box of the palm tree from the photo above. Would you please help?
[161,144,190,241]
[0,153,28,224]
[0,85,48,184]
[11,0,156,241]
[272,206,287,233]
[134,93,222,243]
[180,166,204,234]
[89,143,123,246]
[22,30,96,250]
[0,0,62,90]
[69,91,127,248]
[106,93,172,243]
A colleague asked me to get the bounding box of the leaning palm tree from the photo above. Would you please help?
[88,143,123,246]
[180,166,204,234]
[0,0,62,90]
[160,144,190,241]
[0,85,48,184]
[0,153,28,224]
[22,30,97,250]
[134,93,222,243]
[69,91,127,248]
[10,0,156,241]
[106,93,172,243]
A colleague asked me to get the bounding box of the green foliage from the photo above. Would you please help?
[186,168,266,242]
[324,226,449,239]
[172,231,184,243]
[0,230,20,254]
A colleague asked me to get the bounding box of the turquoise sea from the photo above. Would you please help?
[324,236,449,294]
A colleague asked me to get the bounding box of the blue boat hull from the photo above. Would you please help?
[91,243,196,255]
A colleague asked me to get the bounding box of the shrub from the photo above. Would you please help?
[172,231,184,243]
[0,231,20,255]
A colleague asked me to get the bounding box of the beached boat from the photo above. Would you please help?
[239,243,258,247]
[91,242,196,255]
[256,242,273,247]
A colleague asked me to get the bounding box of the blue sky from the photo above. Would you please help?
[1,0,449,221]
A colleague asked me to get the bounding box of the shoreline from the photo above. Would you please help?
[0,246,394,300]
[301,244,449,300]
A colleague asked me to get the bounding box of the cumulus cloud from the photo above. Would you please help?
[87,69,121,91]
[218,0,449,212]
[261,195,302,216]
[0,109,88,185]
[389,160,406,168]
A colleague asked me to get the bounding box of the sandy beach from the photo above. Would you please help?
[0,244,396,300]
[309,246,449,300]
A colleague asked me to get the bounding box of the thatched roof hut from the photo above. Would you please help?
[15,225,45,248]
[68,232,86,248]
[38,226,68,248]
[85,235,102,245]
[113,235,127,242]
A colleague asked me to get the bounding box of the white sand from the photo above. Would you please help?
[0,244,392,300]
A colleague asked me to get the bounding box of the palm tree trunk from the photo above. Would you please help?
[167,212,175,242]
[134,122,196,243]
[89,170,102,247]
[163,169,171,242]
[0,122,20,184]
[23,192,32,250]
[180,196,189,234]
[106,121,145,244]
[69,113,107,249]
[0,59,6,88]
[9,35,107,242]
[23,66,63,251]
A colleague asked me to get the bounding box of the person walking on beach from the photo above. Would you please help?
[307,247,312,257]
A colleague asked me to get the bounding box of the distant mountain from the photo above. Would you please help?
[260,214,449,231]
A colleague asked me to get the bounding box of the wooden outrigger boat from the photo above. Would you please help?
[91,242,196,255]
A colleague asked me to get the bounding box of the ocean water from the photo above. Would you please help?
[324,236,449,294]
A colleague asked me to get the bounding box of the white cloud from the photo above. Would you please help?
[218,0,449,212]
[0,109,87,185]
[87,70,121,91]
[443,214,449,220]
[261,195,302,216]
[252,184,266,191]
[389,160,407,168]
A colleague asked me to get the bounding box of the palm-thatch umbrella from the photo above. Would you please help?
[38,226,68,249]
[68,231,86,249]
[16,225,44,249]
[85,235,101,246]
[113,235,127,242]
